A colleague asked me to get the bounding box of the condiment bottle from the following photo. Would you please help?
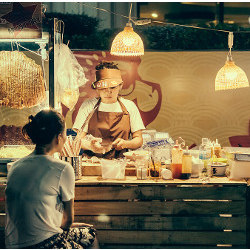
[171,140,183,179]
[199,138,212,183]
[181,146,192,179]
[213,139,221,158]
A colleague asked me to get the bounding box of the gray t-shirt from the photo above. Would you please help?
[5,153,75,248]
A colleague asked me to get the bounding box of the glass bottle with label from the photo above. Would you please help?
[213,139,221,158]
[171,140,183,179]
[149,149,162,179]
[181,146,192,179]
[199,138,212,183]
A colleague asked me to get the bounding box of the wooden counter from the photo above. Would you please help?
[0,176,249,248]
[74,177,248,249]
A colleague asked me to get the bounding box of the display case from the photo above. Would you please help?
[0,6,60,176]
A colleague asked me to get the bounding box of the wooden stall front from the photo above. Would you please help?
[74,177,248,249]
[0,177,249,249]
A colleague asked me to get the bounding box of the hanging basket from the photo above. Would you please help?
[0,51,46,109]
[215,60,249,91]
[110,26,144,56]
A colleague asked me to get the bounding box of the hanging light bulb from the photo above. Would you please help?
[215,32,249,91]
[110,4,144,56]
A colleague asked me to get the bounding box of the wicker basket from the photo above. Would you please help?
[0,51,46,109]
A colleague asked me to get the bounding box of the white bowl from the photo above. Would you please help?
[211,163,227,176]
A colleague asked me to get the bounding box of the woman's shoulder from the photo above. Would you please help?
[47,156,72,168]
[80,98,98,109]
[120,97,138,109]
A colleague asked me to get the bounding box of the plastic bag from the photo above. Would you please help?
[101,159,126,179]
[54,43,88,110]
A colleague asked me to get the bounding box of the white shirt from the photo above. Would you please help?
[5,153,75,249]
[73,97,145,133]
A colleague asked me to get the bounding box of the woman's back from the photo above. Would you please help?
[5,153,75,249]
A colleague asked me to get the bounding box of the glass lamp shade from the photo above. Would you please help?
[215,60,249,91]
[110,26,144,56]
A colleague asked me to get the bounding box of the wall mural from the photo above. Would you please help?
[1,51,250,147]
[62,51,162,128]
[63,51,250,147]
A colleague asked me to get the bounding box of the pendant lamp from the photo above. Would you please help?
[110,4,144,57]
[215,32,249,91]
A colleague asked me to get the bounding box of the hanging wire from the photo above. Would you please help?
[41,53,47,90]
[227,32,234,59]
[14,41,46,58]
[10,41,13,51]
[151,20,230,33]
[79,2,250,34]
[16,42,19,51]
[81,3,131,21]
[128,3,132,24]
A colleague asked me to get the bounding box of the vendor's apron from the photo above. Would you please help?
[83,98,131,159]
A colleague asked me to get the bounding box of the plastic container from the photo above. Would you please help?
[101,159,126,179]
[181,146,192,179]
[191,159,204,178]
[142,129,156,141]
[171,140,183,179]
[199,138,211,160]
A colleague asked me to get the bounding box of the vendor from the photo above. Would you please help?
[73,61,145,158]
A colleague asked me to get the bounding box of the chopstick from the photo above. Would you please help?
[61,136,82,157]
[151,156,156,173]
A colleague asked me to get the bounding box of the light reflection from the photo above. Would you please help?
[97,214,110,223]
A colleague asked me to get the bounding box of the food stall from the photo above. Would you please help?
[1,143,250,248]
[1,2,250,249]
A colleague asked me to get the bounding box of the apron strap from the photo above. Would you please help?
[79,98,101,133]
[94,98,101,109]
[117,97,129,115]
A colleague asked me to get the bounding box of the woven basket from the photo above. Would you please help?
[0,51,46,109]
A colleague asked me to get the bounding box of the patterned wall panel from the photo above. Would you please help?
[139,51,250,146]
[1,51,250,147]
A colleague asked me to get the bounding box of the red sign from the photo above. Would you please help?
[62,51,162,127]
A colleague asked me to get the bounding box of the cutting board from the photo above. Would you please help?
[82,162,136,176]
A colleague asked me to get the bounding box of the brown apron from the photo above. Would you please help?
[83,98,131,159]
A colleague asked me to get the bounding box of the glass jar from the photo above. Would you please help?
[199,160,211,183]
[136,159,148,180]
[149,149,162,179]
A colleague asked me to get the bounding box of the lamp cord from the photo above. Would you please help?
[14,42,43,57]
[128,3,132,24]
[227,32,234,60]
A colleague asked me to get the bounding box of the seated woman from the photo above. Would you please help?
[5,109,97,249]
